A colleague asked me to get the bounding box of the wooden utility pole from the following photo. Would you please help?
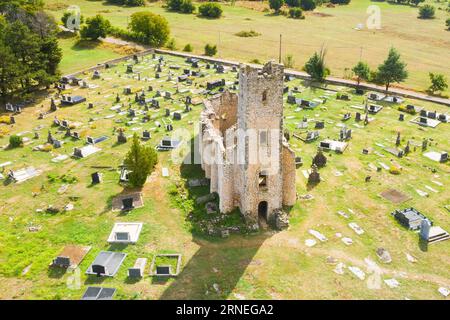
[279,34,282,64]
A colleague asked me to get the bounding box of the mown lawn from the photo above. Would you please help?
[45,0,450,94]
[0,52,448,299]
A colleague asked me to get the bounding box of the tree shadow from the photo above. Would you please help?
[47,266,67,279]
[159,138,272,299]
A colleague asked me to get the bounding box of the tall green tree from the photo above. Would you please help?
[124,134,158,187]
[304,47,329,82]
[352,61,370,86]
[376,47,408,91]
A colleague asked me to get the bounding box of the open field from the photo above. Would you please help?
[0,52,448,299]
[46,0,450,95]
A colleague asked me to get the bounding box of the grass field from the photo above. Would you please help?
[45,0,450,95]
[0,53,448,299]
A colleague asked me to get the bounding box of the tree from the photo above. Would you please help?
[376,47,408,91]
[80,15,111,40]
[180,0,195,13]
[410,0,424,6]
[418,5,435,19]
[204,43,217,56]
[198,3,222,18]
[330,0,351,4]
[352,61,370,86]
[129,11,170,47]
[124,134,158,187]
[304,47,329,82]
[300,0,316,11]
[446,18,450,31]
[285,0,300,7]
[269,0,284,13]
[289,8,303,19]
[428,73,448,94]
[183,43,193,52]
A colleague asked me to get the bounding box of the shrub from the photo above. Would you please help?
[398,105,416,115]
[167,0,195,13]
[418,5,435,19]
[204,43,217,56]
[289,8,303,19]
[389,166,401,175]
[9,135,22,148]
[124,134,158,187]
[41,144,54,152]
[166,38,177,50]
[304,48,329,82]
[330,0,350,4]
[198,3,223,18]
[285,0,300,7]
[80,15,111,40]
[180,0,196,13]
[0,115,11,124]
[183,43,193,52]
[300,0,316,11]
[129,12,170,47]
[235,30,261,37]
[283,54,295,68]
[428,73,448,94]
[446,18,450,30]
[269,0,284,13]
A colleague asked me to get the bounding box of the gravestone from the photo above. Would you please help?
[355,112,361,122]
[91,172,102,184]
[50,98,57,112]
[396,132,401,146]
[399,113,404,121]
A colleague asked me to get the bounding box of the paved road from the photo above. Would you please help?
[96,37,450,107]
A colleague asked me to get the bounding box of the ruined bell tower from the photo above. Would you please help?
[234,61,287,225]
[200,61,296,229]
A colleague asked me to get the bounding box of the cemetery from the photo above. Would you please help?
[0,51,448,300]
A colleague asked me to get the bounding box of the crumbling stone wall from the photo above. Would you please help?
[199,61,296,227]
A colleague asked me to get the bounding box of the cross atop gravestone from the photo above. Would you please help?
[50,98,57,112]
[47,131,54,144]
[396,132,401,146]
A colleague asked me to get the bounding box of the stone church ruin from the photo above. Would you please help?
[199,61,296,229]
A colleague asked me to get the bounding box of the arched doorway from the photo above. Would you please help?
[258,201,268,223]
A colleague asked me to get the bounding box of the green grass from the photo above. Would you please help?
[45,0,450,94]
[58,36,124,74]
[0,52,448,300]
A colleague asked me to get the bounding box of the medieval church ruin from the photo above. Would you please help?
[199,61,296,228]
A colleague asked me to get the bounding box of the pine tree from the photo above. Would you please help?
[376,47,408,92]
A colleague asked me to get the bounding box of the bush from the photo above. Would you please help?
[289,8,303,19]
[330,0,350,4]
[180,0,196,13]
[446,18,450,30]
[285,0,300,7]
[198,3,223,18]
[166,38,177,50]
[283,54,295,68]
[183,43,193,52]
[269,0,284,13]
[9,135,22,148]
[80,15,111,40]
[389,166,401,175]
[398,105,416,115]
[0,115,11,124]
[106,0,145,6]
[41,144,54,152]
[235,30,261,37]
[167,0,195,13]
[204,43,217,56]
[129,11,170,47]
[300,0,316,11]
[418,5,435,19]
